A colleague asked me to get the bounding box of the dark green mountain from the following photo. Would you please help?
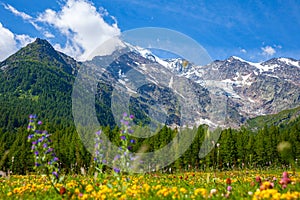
[0,38,79,130]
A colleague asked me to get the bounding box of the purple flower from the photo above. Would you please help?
[43,143,48,148]
[27,125,33,130]
[123,112,127,117]
[114,154,120,161]
[130,139,135,143]
[227,186,232,192]
[37,121,42,125]
[28,134,34,140]
[128,129,134,134]
[34,151,39,156]
[102,159,107,163]
[52,171,58,178]
[120,135,126,140]
[29,114,36,119]
[46,148,53,153]
[31,146,35,150]
[35,162,40,167]
[95,130,102,135]
[113,167,120,173]
[38,136,45,142]
[127,146,132,150]
[53,157,59,162]
[129,114,134,119]
[32,141,37,145]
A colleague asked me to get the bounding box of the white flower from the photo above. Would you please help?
[210,189,217,194]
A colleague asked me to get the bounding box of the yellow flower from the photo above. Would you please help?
[74,188,80,194]
[7,192,12,196]
[179,187,187,194]
[85,184,94,193]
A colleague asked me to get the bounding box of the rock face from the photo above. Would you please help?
[85,45,300,128]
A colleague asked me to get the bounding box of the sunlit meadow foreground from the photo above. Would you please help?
[1,170,300,199]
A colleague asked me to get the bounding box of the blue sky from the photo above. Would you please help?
[0,0,299,62]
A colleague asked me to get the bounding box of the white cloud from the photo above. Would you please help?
[37,0,121,60]
[4,4,41,30]
[0,23,35,61]
[240,48,247,53]
[261,46,276,56]
[3,4,32,20]
[15,34,36,47]
[0,23,17,60]
[44,31,55,38]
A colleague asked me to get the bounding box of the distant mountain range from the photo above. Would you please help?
[0,38,299,130]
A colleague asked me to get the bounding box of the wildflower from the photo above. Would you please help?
[120,135,126,140]
[130,139,135,143]
[95,130,102,135]
[28,134,34,140]
[114,155,120,161]
[114,167,120,173]
[29,114,36,119]
[227,186,232,192]
[37,121,42,125]
[226,178,232,185]
[128,129,134,134]
[210,189,217,195]
[53,157,59,162]
[52,171,58,178]
[255,176,262,184]
[60,186,66,195]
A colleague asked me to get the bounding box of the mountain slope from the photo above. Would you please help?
[0,38,299,130]
[0,38,79,130]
